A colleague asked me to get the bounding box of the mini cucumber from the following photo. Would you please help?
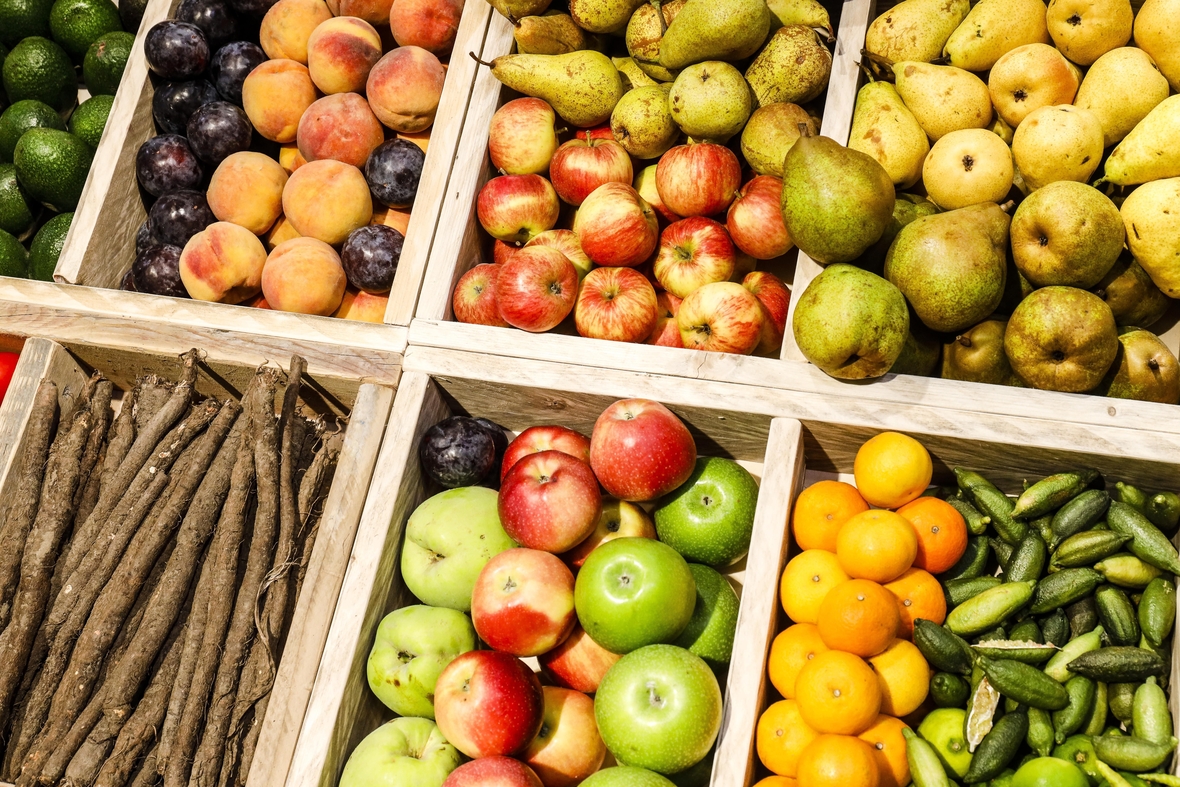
[1013,469,1100,520]
[1066,596,1099,638]
[1096,553,1165,589]
[1083,680,1109,736]
[903,728,952,787]
[942,535,991,582]
[963,709,1027,783]
[948,496,992,536]
[957,469,1027,545]
[1006,533,1047,583]
[1133,677,1173,746]
[1040,608,1069,647]
[1051,530,1130,569]
[1095,585,1140,646]
[1093,733,1178,771]
[1050,489,1111,545]
[1044,626,1104,683]
[947,581,1036,637]
[1115,481,1149,513]
[931,672,971,707]
[1028,568,1103,614]
[1145,491,1180,534]
[914,619,975,675]
[1139,578,1176,648]
[1066,646,1168,682]
[1052,675,1095,744]
[1106,501,1180,576]
[979,657,1069,710]
[947,576,1004,608]
[1110,681,1138,724]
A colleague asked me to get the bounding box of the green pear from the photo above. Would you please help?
[866,0,968,64]
[740,103,816,177]
[515,12,589,55]
[848,81,929,189]
[611,84,678,158]
[660,0,771,70]
[569,0,648,34]
[1120,177,1180,297]
[942,319,1024,386]
[1046,0,1132,66]
[893,62,993,141]
[889,317,943,377]
[613,56,660,89]
[1075,48,1170,147]
[625,0,686,83]
[490,0,552,22]
[1135,0,1180,91]
[486,51,625,128]
[1098,328,1180,403]
[668,61,752,142]
[792,264,911,379]
[745,25,832,108]
[1004,286,1119,392]
[767,0,832,37]
[1094,254,1170,330]
[1103,95,1180,186]
[884,202,1010,333]
[860,194,939,275]
[1010,181,1123,289]
[944,0,1050,71]
[781,130,896,264]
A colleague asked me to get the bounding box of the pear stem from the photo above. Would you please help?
[999,200,1016,214]
[469,51,493,67]
[859,50,896,83]
[797,123,813,139]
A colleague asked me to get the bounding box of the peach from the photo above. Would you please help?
[371,204,411,235]
[390,0,464,55]
[327,0,393,24]
[207,152,289,235]
[262,238,348,315]
[279,144,308,173]
[333,287,389,321]
[242,60,318,143]
[307,16,383,95]
[282,159,374,245]
[179,222,269,304]
[366,46,445,132]
[296,93,386,168]
[266,215,302,249]
[260,0,333,63]
[398,129,431,152]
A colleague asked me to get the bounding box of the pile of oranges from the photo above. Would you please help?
[755,433,970,787]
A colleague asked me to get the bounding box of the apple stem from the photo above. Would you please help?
[470,52,493,68]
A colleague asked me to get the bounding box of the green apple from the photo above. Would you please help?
[581,767,676,786]
[367,605,477,719]
[400,487,517,610]
[574,537,696,654]
[339,717,462,787]
[594,645,722,774]
[673,565,739,671]
[653,458,759,566]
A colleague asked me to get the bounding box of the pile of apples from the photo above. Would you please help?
[339,398,762,787]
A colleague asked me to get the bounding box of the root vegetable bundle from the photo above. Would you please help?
[0,350,345,787]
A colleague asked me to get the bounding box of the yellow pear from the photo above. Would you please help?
[1012,105,1104,191]
[1135,0,1180,92]
[1103,95,1180,186]
[1075,47,1170,147]
[923,129,1015,209]
[893,61,993,141]
[865,0,969,64]
[1121,178,1180,297]
[988,44,1080,127]
[848,81,929,188]
[944,0,1050,71]
[989,115,1015,144]
[767,0,833,37]
[1046,0,1132,65]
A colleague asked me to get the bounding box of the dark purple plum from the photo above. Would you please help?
[149,190,215,247]
[136,135,204,197]
[364,139,425,208]
[419,416,498,488]
[135,219,154,256]
[186,101,252,164]
[132,245,189,298]
[340,225,402,294]
[152,80,220,135]
[227,0,277,17]
[145,21,210,81]
[209,42,266,104]
[120,268,138,291]
[176,0,239,48]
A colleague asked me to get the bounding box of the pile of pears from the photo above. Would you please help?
[788,0,1180,405]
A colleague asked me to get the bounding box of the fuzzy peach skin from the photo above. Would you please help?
[296,93,385,167]
[333,287,389,321]
[327,0,393,24]
[266,215,301,249]
[260,0,332,63]
[398,129,431,152]
[279,144,308,174]
[371,204,412,235]
[306,16,383,95]
[242,60,318,143]
[366,46,446,132]
[262,237,348,315]
[390,0,464,55]
[282,159,373,245]
[207,152,289,235]
[179,222,269,303]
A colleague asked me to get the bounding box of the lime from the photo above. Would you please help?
[1051,735,1102,786]
[2,37,78,113]
[917,707,973,779]
[0,100,67,163]
[14,128,93,211]
[49,0,122,61]
[27,211,71,280]
[1012,756,1089,787]
[68,94,112,147]
[0,0,55,47]
[0,164,38,237]
[0,228,28,277]
[82,30,133,95]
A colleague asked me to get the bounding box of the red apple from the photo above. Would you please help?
[652,216,737,298]
[524,229,592,279]
[636,256,662,292]
[574,266,658,343]
[523,687,607,787]
[443,757,543,787]
[501,426,592,483]
[727,175,793,260]
[744,270,791,355]
[655,143,741,217]
[562,498,657,569]
[729,249,757,282]
[634,163,680,225]
[579,126,614,141]
[589,399,696,502]
[489,97,559,176]
[494,239,520,265]
[453,263,510,327]
[538,625,621,694]
[677,281,764,355]
[496,246,578,332]
[646,291,684,347]
[434,650,544,759]
[549,138,634,206]
[572,183,659,268]
[478,174,561,244]
[499,450,603,552]
[471,548,577,657]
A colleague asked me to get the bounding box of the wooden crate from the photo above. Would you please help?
[51,0,500,329]
[0,333,397,787]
